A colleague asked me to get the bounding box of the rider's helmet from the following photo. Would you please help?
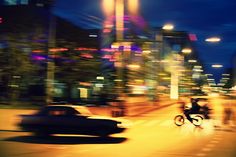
[191,98,200,103]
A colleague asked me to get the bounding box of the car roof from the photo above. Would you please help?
[44,105,93,116]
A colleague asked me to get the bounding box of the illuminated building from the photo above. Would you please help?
[233,53,236,87]
[0,2,100,104]
[152,28,205,98]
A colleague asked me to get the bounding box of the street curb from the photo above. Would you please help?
[126,102,177,117]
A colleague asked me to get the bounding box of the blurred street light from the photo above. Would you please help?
[207,78,215,81]
[205,74,213,76]
[181,48,192,54]
[127,64,140,70]
[102,0,115,16]
[188,59,197,63]
[162,24,174,30]
[212,64,223,68]
[205,37,221,42]
[127,0,139,15]
[222,73,230,76]
[194,65,202,69]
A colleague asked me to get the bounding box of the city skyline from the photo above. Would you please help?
[53,0,236,82]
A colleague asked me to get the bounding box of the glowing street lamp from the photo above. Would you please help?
[205,74,213,76]
[188,59,197,63]
[181,48,192,54]
[102,0,115,16]
[162,24,174,30]
[127,64,140,70]
[205,37,221,43]
[194,65,202,69]
[102,0,140,41]
[212,64,223,68]
[127,0,139,15]
[207,78,215,81]
[222,74,230,76]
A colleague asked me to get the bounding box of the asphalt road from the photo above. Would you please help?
[1,97,236,157]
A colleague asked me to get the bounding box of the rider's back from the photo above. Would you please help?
[191,102,201,113]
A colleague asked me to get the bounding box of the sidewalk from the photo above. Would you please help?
[88,97,179,117]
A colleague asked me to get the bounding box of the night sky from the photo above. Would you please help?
[53,0,236,82]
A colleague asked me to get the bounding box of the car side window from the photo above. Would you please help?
[48,110,66,116]
[66,108,80,115]
[47,107,80,116]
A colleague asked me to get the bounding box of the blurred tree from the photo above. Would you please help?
[0,34,41,103]
[54,40,103,102]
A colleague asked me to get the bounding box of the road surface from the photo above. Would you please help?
[1,97,236,157]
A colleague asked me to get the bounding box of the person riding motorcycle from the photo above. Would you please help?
[184,98,201,123]
[201,103,211,119]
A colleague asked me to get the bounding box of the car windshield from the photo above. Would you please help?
[73,106,93,116]
[36,105,93,116]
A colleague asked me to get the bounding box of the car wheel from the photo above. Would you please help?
[174,115,185,126]
[33,131,51,137]
[98,132,110,138]
[97,128,110,138]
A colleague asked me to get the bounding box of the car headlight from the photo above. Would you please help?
[117,122,125,128]
[117,120,132,128]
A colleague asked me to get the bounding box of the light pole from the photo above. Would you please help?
[115,0,124,41]
[113,0,140,95]
[181,48,193,96]
[46,0,56,104]
[203,36,222,94]
[161,24,182,99]
[102,0,140,116]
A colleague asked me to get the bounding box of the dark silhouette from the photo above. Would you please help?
[184,98,201,123]
[201,103,212,119]
[223,98,235,125]
[4,135,127,145]
[17,105,127,137]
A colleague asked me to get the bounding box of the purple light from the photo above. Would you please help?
[109,15,147,29]
[31,54,46,61]
[189,33,198,41]
[131,45,142,53]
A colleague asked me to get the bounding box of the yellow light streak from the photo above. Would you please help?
[181,48,192,54]
[102,0,115,17]
[116,0,124,40]
[128,0,139,15]
[127,64,140,70]
[188,60,197,63]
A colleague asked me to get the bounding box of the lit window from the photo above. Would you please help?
[20,0,28,5]
[4,0,17,5]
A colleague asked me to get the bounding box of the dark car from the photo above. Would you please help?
[17,105,128,137]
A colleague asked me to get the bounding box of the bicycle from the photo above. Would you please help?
[174,114,204,126]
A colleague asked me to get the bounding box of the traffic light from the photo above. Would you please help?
[0,17,3,24]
